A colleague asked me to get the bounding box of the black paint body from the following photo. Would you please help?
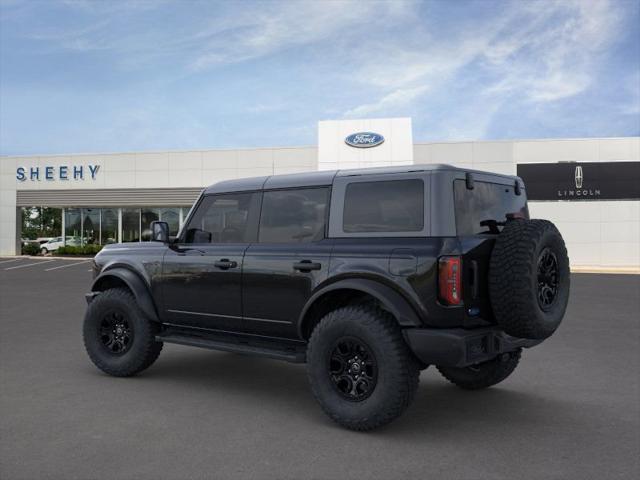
[89,164,535,365]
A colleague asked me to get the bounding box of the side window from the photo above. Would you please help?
[343,179,424,233]
[183,192,259,244]
[259,188,329,243]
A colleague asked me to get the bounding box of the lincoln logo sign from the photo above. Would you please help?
[16,164,100,182]
[517,162,640,201]
[574,166,583,189]
[345,132,385,148]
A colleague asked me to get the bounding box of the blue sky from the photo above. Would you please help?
[1,0,639,155]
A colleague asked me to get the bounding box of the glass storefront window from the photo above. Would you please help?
[160,208,181,237]
[101,209,118,244]
[141,208,160,241]
[122,208,140,242]
[58,206,192,244]
[64,208,82,246]
[82,208,100,245]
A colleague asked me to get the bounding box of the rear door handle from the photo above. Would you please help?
[293,260,321,272]
[214,259,238,270]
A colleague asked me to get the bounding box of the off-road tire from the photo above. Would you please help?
[83,288,163,377]
[489,219,570,340]
[437,349,521,390]
[307,305,420,431]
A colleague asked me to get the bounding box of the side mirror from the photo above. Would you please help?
[151,221,170,243]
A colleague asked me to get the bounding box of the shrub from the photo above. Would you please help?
[22,243,41,256]
[56,244,103,256]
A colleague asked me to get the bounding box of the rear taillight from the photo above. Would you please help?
[438,256,462,306]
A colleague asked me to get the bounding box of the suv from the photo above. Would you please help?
[83,165,570,430]
[40,236,80,254]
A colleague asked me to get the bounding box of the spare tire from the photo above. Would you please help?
[489,219,570,340]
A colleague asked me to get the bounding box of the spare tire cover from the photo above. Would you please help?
[489,219,570,340]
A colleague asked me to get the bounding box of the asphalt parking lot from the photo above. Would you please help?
[0,257,638,480]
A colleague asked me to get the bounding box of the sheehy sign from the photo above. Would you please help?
[516,161,640,201]
[16,164,100,182]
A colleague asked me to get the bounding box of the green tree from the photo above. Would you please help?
[21,207,62,239]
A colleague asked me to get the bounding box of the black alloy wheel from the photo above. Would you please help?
[99,310,133,355]
[306,304,420,431]
[83,288,163,377]
[328,337,378,402]
[537,247,559,310]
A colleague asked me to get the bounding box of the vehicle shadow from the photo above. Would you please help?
[134,348,578,436]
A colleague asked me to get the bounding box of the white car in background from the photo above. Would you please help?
[40,237,80,255]
[40,237,64,254]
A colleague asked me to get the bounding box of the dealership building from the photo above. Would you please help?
[1,118,638,269]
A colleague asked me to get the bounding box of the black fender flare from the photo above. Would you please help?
[91,267,159,323]
[297,278,422,337]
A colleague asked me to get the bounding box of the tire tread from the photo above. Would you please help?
[307,304,419,431]
[83,288,163,377]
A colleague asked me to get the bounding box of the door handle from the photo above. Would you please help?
[214,259,238,270]
[293,260,321,272]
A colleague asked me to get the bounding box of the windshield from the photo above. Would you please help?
[454,179,529,235]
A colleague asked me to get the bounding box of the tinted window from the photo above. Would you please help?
[454,180,529,235]
[343,179,424,233]
[259,188,329,243]
[184,193,259,243]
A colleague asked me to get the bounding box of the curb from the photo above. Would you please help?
[571,267,640,275]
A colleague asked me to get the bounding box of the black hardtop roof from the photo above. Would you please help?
[203,163,519,194]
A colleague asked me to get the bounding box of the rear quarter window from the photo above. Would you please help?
[454,180,529,235]
[343,179,424,233]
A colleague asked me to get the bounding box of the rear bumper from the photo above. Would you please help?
[403,327,542,368]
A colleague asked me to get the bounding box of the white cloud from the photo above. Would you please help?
[483,0,622,103]
[189,1,413,71]
[344,85,429,117]
[341,0,625,135]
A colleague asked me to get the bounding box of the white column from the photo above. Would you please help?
[61,208,66,245]
[0,158,18,256]
[117,208,122,243]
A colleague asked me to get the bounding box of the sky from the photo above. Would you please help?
[0,0,639,155]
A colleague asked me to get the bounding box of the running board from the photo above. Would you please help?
[156,327,307,363]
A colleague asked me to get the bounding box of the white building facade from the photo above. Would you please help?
[1,118,638,269]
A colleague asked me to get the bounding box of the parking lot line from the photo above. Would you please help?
[5,260,56,270]
[0,258,24,265]
[45,260,91,271]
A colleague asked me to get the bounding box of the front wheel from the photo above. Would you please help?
[306,305,420,431]
[437,349,521,390]
[40,248,48,255]
[83,288,163,377]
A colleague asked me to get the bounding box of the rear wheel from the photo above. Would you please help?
[83,288,163,377]
[437,349,521,390]
[307,305,420,431]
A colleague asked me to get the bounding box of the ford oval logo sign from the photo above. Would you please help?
[345,132,385,148]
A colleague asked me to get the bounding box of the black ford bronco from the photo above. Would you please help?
[83,165,570,430]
